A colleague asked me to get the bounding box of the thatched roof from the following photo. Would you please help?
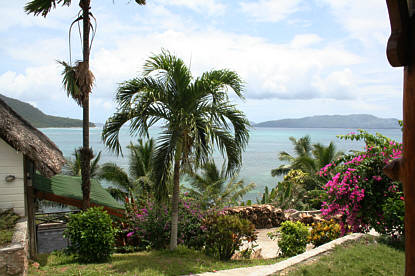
[0,98,65,177]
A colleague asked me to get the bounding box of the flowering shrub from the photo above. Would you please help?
[269,221,308,257]
[308,219,341,247]
[320,130,404,237]
[122,197,205,250]
[203,213,257,260]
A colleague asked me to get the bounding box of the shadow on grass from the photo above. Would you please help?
[377,235,405,252]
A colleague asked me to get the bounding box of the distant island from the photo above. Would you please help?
[0,94,96,128]
[254,114,400,129]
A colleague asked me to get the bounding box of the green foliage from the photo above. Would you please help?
[64,207,116,263]
[63,148,101,178]
[203,213,257,260]
[185,161,255,209]
[271,221,308,257]
[308,219,341,247]
[0,209,20,246]
[99,138,157,202]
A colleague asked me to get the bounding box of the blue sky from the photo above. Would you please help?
[0,1,403,123]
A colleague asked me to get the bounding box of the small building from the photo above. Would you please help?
[0,97,65,216]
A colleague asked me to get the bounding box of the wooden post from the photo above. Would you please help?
[24,157,37,259]
[386,1,415,275]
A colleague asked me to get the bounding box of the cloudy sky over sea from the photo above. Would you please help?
[0,1,403,123]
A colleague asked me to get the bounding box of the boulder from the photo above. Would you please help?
[224,204,285,229]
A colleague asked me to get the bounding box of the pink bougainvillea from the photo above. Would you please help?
[321,130,404,236]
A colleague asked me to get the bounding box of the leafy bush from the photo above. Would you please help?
[272,221,308,257]
[122,198,205,251]
[203,213,257,260]
[64,207,116,262]
[320,130,404,236]
[308,219,341,247]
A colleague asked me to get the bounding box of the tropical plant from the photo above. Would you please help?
[25,0,146,210]
[64,148,101,178]
[185,161,255,209]
[102,50,250,249]
[268,221,308,257]
[203,213,257,260]
[99,139,156,201]
[271,136,343,190]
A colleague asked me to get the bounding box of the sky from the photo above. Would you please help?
[0,0,404,124]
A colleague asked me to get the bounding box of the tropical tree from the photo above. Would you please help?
[24,0,146,209]
[185,161,255,209]
[102,50,250,250]
[64,148,102,178]
[271,136,343,190]
[98,139,156,201]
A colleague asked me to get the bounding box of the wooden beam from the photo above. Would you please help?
[24,157,37,259]
[386,0,409,66]
[34,190,124,218]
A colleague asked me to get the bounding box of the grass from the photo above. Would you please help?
[283,236,405,276]
[29,246,282,276]
[0,209,20,247]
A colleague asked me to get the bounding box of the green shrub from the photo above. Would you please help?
[64,207,116,263]
[308,219,341,247]
[203,213,257,260]
[274,221,308,257]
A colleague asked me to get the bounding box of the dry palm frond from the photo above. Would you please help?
[58,60,95,106]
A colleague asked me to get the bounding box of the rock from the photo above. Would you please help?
[224,204,286,229]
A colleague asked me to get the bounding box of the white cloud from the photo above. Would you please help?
[155,0,226,16]
[240,0,303,22]
[319,0,390,47]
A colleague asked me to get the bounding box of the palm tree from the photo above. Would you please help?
[185,161,255,209]
[98,139,156,201]
[271,136,342,188]
[24,0,146,210]
[64,148,102,178]
[102,50,250,250]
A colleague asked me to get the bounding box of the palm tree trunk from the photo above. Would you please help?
[169,156,181,250]
[80,0,91,210]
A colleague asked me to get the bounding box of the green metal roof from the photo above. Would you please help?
[33,173,125,210]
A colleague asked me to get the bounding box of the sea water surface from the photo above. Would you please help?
[40,127,402,202]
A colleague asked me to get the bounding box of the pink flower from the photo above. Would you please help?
[400,196,405,201]
[126,231,134,238]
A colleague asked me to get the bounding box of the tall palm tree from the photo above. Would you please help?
[24,0,146,210]
[98,139,156,201]
[102,50,250,250]
[185,161,255,209]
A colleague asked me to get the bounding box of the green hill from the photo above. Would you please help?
[254,114,400,129]
[0,94,96,128]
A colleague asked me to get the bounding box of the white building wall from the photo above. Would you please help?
[0,138,25,216]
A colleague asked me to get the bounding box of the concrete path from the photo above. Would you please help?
[192,233,364,276]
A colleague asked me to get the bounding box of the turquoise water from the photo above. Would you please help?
[40,127,402,201]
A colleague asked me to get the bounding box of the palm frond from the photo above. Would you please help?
[25,0,71,17]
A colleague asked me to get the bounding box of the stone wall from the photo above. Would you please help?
[224,205,325,229]
[0,219,28,276]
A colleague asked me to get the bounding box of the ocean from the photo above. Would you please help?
[39,127,402,202]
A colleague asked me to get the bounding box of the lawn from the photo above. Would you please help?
[29,246,281,276]
[283,236,405,276]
